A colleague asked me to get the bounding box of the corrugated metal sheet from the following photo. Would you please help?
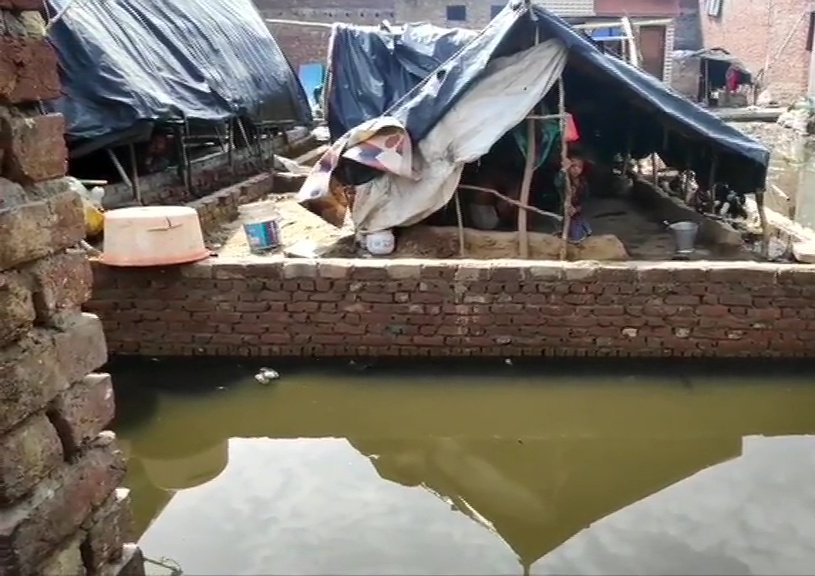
[540,0,594,17]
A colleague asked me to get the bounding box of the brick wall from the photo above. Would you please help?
[594,0,678,17]
[0,4,143,576]
[699,0,812,104]
[259,0,395,72]
[88,258,815,359]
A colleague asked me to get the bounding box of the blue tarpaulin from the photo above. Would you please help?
[327,1,769,191]
[46,0,312,152]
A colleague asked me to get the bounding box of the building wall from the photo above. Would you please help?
[0,3,143,575]
[594,0,679,17]
[88,258,815,359]
[258,0,396,73]
[699,0,812,104]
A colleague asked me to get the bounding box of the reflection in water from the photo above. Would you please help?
[112,361,815,575]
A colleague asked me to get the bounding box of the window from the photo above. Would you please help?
[446,5,466,22]
[807,11,815,52]
[490,4,503,18]
[705,0,722,18]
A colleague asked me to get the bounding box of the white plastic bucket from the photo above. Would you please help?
[239,201,281,253]
[668,221,699,254]
[365,229,395,255]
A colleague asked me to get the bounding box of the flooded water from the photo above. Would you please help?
[111,360,815,576]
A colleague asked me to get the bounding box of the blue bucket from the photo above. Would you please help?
[243,218,280,252]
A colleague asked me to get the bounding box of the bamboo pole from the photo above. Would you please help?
[557,77,572,261]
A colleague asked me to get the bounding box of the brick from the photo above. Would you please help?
[0,38,60,104]
[82,488,134,573]
[0,182,85,270]
[37,535,86,576]
[23,250,93,325]
[48,373,115,454]
[0,329,67,434]
[0,434,126,576]
[0,114,67,183]
[0,271,34,347]
[53,313,108,384]
[0,413,63,505]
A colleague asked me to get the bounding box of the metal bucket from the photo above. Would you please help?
[668,221,699,254]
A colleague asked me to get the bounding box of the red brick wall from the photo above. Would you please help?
[699,0,811,104]
[87,259,815,358]
[258,0,396,72]
[594,0,679,17]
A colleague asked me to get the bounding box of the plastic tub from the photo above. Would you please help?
[239,201,281,253]
[101,206,210,267]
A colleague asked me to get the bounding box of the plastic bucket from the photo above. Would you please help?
[239,201,281,252]
[668,221,699,254]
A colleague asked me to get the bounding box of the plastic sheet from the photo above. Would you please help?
[46,0,312,152]
[327,1,769,191]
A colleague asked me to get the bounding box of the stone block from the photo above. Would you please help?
[53,313,108,384]
[0,182,85,271]
[37,535,86,576]
[0,37,60,104]
[0,434,126,576]
[49,373,115,454]
[0,329,67,435]
[0,271,34,347]
[0,114,67,183]
[0,413,63,505]
[98,544,145,576]
[23,250,93,325]
[82,488,134,573]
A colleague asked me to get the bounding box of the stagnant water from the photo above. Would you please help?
[111,359,815,576]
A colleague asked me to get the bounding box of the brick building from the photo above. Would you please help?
[693,0,815,103]
[260,0,680,80]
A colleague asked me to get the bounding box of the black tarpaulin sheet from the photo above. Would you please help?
[331,1,769,191]
[326,22,475,139]
[46,0,312,150]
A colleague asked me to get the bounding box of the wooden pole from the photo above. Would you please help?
[454,189,465,257]
[517,21,539,259]
[458,184,562,222]
[518,119,536,259]
[756,188,770,258]
[128,144,141,205]
[557,77,572,261]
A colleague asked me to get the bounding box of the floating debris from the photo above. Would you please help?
[254,367,280,385]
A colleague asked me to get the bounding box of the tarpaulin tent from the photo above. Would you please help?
[305,0,769,234]
[326,22,476,139]
[46,0,312,155]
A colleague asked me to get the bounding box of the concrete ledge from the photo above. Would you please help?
[86,256,815,359]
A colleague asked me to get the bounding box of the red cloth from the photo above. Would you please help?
[726,67,739,92]
[565,113,579,142]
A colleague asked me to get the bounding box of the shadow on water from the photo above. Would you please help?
[109,357,815,576]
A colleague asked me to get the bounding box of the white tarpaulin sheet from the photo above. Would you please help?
[353,38,567,233]
[297,38,567,233]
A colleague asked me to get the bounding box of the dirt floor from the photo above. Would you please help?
[210,192,725,261]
